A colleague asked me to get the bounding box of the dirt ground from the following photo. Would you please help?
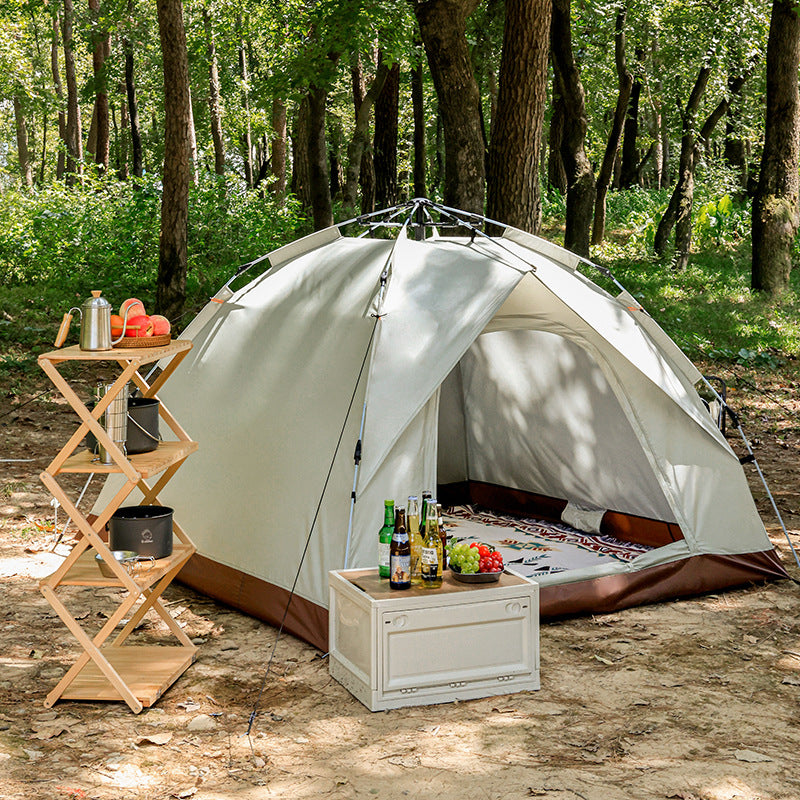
[1,361,800,800]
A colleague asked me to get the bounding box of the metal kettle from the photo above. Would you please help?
[55,290,128,350]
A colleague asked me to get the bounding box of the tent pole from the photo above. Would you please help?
[343,401,368,569]
[699,376,800,569]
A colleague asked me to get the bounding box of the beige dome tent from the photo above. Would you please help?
[99,200,788,650]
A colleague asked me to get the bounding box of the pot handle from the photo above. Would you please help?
[54,307,80,347]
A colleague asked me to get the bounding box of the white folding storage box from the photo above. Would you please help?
[328,568,539,711]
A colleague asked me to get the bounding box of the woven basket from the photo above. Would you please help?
[113,334,172,349]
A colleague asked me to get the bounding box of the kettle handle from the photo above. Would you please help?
[54,307,80,347]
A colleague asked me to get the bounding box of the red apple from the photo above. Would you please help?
[110,314,125,338]
[150,314,171,336]
[120,298,146,320]
[126,314,154,337]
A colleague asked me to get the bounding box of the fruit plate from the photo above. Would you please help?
[113,334,171,348]
[450,566,502,584]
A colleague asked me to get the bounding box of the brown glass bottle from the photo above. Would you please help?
[389,507,411,589]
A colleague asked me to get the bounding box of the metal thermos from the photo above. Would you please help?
[95,382,129,464]
[55,291,127,350]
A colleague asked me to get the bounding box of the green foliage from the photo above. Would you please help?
[0,174,307,312]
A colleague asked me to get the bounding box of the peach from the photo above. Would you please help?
[120,298,146,319]
[150,314,171,336]
[126,314,154,337]
[110,314,125,338]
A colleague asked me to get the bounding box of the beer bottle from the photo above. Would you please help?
[420,490,432,537]
[389,507,411,590]
[420,499,443,589]
[437,502,448,571]
[378,499,394,578]
[407,495,422,585]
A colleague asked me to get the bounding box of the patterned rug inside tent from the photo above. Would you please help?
[444,505,653,579]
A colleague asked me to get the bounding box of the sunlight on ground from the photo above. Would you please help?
[0,550,64,579]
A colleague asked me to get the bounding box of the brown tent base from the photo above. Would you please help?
[178,548,788,653]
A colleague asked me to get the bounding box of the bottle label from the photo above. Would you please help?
[378,542,390,569]
[421,547,438,566]
[390,554,411,585]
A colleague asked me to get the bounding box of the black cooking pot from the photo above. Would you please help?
[126,397,160,454]
[108,505,173,559]
[84,396,160,455]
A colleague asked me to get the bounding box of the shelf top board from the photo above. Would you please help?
[39,339,192,365]
[52,543,196,588]
[343,568,533,600]
[54,439,198,476]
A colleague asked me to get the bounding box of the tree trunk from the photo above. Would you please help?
[752,0,800,294]
[486,0,551,234]
[51,12,66,181]
[307,84,333,229]
[62,0,83,185]
[723,73,750,193]
[551,0,594,257]
[88,0,110,174]
[343,60,390,212]
[204,10,225,176]
[123,35,143,179]
[13,97,33,187]
[270,97,287,198]
[374,60,399,209]
[411,55,426,199]
[118,94,129,179]
[413,0,485,214]
[619,48,644,189]
[547,88,567,193]
[238,19,253,188]
[653,65,712,266]
[291,97,311,209]
[156,0,192,321]
[591,8,633,245]
[187,86,198,185]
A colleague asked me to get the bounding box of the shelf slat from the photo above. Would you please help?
[51,543,195,587]
[38,339,192,365]
[55,440,198,476]
[58,646,197,706]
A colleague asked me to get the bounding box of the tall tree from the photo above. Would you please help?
[551,0,594,256]
[88,0,110,173]
[13,96,33,187]
[203,8,225,176]
[413,0,485,214]
[752,0,800,294]
[307,82,333,229]
[591,6,633,245]
[62,0,83,184]
[373,60,399,209]
[486,0,552,234]
[343,58,389,212]
[50,11,66,181]
[653,64,712,267]
[270,97,287,198]
[238,17,253,188]
[155,0,192,320]
[618,47,644,189]
[411,49,426,199]
[122,27,143,179]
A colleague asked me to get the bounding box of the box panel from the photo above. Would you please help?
[382,597,533,691]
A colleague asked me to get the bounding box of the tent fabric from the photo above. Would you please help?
[93,220,787,649]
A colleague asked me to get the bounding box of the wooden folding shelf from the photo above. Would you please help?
[37,340,199,713]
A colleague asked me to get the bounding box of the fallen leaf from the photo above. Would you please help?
[136,732,173,746]
[32,724,70,740]
[593,654,613,665]
[734,749,773,763]
[781,676,800,686]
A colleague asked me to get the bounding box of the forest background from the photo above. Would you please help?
[2,0,800,378]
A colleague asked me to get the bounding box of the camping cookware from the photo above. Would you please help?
[85,393,160,456]
[94,382,129,464]
[108,505,174,559]
[54,290,130,351]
